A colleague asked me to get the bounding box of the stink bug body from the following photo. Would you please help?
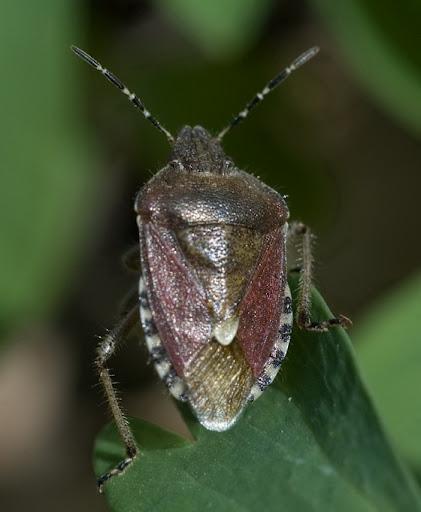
[72,45,351,490]
[136,129,291,430]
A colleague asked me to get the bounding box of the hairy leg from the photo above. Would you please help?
[121,244,141,273]
[95,304,139,492]
[288,221,351,332]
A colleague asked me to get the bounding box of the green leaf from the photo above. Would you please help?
[94,274,421,511]
[357,273,421,471]
[153,0,273,58]
[0,2,99,336]
[310,0,421,136]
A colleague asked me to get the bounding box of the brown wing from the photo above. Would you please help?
[183,227,286,429]
[140,220,285,431]
[236,227,286,377]
[140,222,212,377]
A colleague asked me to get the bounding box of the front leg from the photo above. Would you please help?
[95,304,139,492]
[288,221,352,332]
[122,244,141,273]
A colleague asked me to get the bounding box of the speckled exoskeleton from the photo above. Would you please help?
[71,45,351,492]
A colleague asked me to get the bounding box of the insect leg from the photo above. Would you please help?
[95,304,139,492]
[288,221,352,332]
[118,286,139,316]
[119,246,141,312]
[121,245,141,273]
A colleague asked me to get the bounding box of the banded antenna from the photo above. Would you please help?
[71,46,174,144]
[217,46,320,141]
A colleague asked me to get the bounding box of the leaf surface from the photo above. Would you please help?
[154,0,273,58]
[311,0,421,136]
[357,274,421,470]
[0,1,99,337]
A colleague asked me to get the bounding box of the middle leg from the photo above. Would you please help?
[288,221,351,332]
[95,304,140,491]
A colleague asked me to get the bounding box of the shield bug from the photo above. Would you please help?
[72,45,351,491]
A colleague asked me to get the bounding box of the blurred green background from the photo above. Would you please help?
[1,1,421,511]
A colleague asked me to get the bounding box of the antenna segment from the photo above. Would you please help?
[71,46,174,144]
[217,47,320,141]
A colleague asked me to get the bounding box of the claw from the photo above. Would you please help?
[96,456,134,494]
[298,313,352,332]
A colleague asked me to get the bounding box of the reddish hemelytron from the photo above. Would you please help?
[138,269,293,431]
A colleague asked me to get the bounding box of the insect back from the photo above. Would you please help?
[135,126,292,430]
[71,45,323,451]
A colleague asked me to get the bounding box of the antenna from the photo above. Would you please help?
[217,46,320,141]
[71,46,174,144]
